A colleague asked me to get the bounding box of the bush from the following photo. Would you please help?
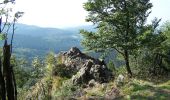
[54,79,79,99]
[52,64,75,78]
[107,61,117,72]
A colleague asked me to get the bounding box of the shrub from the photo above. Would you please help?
[54,79,79,99]
[52,64,75,78]
[107,61,117,73]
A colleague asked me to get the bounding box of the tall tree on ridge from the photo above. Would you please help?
[80,0,165,77]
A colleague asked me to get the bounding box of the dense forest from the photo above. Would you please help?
[0,0,170,100]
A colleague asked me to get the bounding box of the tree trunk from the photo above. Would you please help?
[3,44,15,100]
[124,50,132,77]
[0,58,6,100]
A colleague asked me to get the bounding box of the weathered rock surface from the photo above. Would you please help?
[58,47,113,85]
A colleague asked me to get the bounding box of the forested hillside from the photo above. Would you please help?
[0,0,170,100]
[12,24,83,59]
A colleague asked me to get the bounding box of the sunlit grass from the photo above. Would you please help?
[158,80,170,90]
[121,78,170,99]
[85,84,105,97]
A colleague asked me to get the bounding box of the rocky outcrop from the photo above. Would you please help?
[60,47,105,71]
[58,47,113,85]
[22,47,115,100]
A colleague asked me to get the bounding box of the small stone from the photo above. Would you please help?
[88,79,96,87]
[101,83,107,89]
[116,74,125,86]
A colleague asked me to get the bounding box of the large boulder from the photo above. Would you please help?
[72,60,113,85]
[58,47,114,85]
[60,47,105,71]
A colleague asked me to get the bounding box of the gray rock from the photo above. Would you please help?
[102,83,107,89]
[58,47,114,85]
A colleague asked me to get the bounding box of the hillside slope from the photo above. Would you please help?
[10,24,89,59]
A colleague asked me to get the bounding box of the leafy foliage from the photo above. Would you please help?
[52,64,74,78]
[0,34,6,40]
[129,22,170,77]
[54,79,79,99]
[80,0,166,77]
[11,56,30,88]
[31,57,45,78]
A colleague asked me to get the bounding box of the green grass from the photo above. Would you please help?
[121,79,170,100]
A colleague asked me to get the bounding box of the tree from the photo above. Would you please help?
[11,56,30,88]
[150,22,170,75]
[45,52,56,77]
[80,0,163,77]
[32,57,44,78]
[0,0,23,99]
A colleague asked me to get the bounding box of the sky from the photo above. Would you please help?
[15,0,89,28]
[10,0,170,28]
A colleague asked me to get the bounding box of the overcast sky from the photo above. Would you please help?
[12,0,170,28]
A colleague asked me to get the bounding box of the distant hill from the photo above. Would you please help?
[0,23,121,67]
[10,24,95,60]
